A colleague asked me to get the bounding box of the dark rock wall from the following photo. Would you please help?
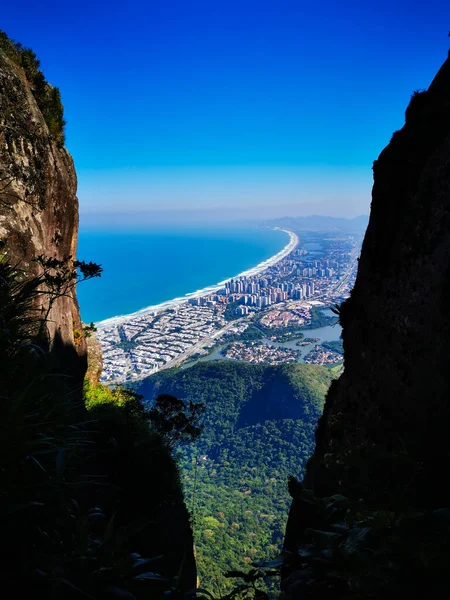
[301,55,450,509]
[0,49,86,376]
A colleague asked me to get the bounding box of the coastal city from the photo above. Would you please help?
[96,228,361,383]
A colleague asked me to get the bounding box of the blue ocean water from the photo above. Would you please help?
[76,225,288,323]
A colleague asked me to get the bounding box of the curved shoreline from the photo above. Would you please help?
[96,228,298,329]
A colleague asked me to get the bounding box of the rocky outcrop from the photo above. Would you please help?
[85,330,103,386]
[0,48,86,377]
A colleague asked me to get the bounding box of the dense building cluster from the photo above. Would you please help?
[98,304,226,382]
[97,231,361,384]
[187,245,356,317]
[222,341,299,364]
[259,304,310,329]
[304,345,344,365]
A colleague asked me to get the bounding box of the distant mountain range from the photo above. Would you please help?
[266,214,369,233]
[80,209,370,230]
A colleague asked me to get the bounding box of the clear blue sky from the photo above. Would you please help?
[2,0,450,220]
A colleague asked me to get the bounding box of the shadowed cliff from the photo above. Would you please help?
[281,53,450,599]
[302,54,450,508]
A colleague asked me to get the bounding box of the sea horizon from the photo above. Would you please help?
[76,224,292,324]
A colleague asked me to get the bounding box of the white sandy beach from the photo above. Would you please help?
[96,228,298,329]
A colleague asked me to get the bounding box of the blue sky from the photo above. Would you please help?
[2,0,450,220]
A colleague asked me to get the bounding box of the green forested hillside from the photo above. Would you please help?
[138,362,334,595]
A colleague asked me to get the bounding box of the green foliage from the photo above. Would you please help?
[84,378,146,414]
[301,306,338,330]
[83,321,97,338]
[237,325,264,342]
[33,254,102,338]
[0,255,196,598]
[0,29,66,144]
[320,339,343,354]
[139,361,334,595]
[256,320,306,342]
[224,301,241,321]
[0,258,43,356]
[148,394,206,449]
[270,330,304,342]
[282,482,450,598]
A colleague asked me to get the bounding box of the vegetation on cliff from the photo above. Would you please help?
[0,254,197,598]
[0,29,65,144]
[282,481,450,599]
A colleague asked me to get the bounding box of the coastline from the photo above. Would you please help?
[96,228,298,329]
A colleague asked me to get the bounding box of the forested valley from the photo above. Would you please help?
[138,362,335,594]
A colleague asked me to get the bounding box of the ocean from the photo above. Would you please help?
[76,225,289,323]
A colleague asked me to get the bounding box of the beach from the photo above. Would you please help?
[96,228,298,329]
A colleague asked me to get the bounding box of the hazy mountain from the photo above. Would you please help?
[265,214,369,233]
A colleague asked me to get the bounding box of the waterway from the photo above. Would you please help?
[182,308,342,369]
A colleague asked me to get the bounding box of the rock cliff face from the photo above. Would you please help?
[0,48,86,376]
[294,54,450,512]
[85,332,103,386]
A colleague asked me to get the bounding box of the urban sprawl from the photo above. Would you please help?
[97,230,361,383]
